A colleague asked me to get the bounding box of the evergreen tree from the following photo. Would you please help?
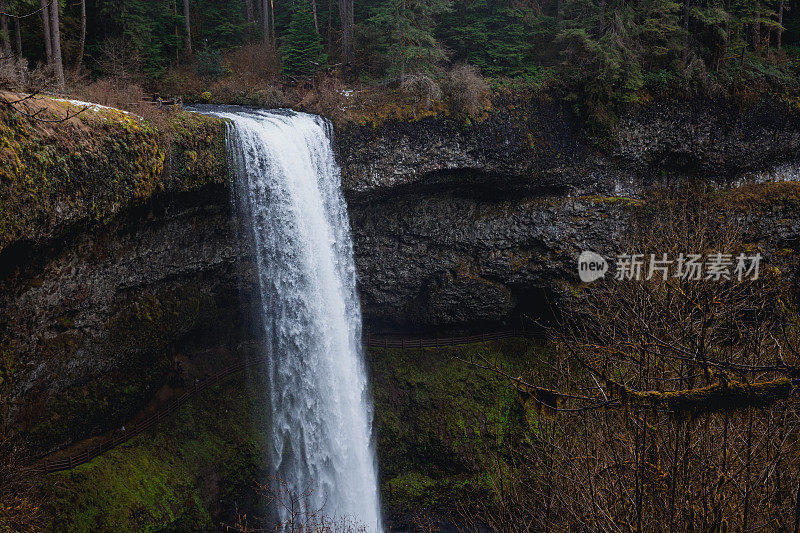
[195,0,247,50]
[557,0,682,122]
[282,0,325,75]
[107,0,181,78]
[368,0,453,78]
[440,0,548,77]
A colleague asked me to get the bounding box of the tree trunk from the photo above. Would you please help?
[270,0,275,46]
[312,0,319,33]
[173,0,179,63]
[74,0,86,75]
[40,0,52,67]
[682,0,690,61]
[399,0,405,81]
[245,0,254,23]
[337,0,353,64]
[13,14,21,56]
[183,0,192,55]
[0,14,11,58]
[778,0,784,51]
[326,0,333,55]
[261,0,272,46]
[50,0,65,90]
[556,0,562,26]
[754,0,761,53]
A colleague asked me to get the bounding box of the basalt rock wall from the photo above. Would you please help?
[2,96,800,456]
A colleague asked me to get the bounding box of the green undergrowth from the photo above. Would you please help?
[36,372,269,533]
[32,337,551,530]
[367,337,551,519]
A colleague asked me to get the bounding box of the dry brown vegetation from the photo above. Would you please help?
[0,438,41,533]
[463,190,800,532]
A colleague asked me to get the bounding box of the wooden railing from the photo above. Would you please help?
[25,330,529,475]
[364,330,529,349]
[26,355,268,475]
[137,95,183,109]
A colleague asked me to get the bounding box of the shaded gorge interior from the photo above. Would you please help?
[2,96,800,531]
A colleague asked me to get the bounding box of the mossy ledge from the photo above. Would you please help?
[0,96,228,262]
[35,372,269,533]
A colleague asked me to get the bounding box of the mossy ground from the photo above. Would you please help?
[0,99,163,249]
[35,371,269,533]
[31,337,549,531]
[367,337,550,522]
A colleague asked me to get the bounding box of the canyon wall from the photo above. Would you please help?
[2,96,800,527]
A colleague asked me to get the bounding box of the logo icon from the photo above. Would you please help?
[578,251,608,283]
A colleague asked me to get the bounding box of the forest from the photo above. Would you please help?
[4,1,800,532]
[1,0,800,128]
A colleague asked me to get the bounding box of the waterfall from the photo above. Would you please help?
[210,108,381,530]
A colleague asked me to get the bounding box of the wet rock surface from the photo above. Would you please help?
[3,97,800,454]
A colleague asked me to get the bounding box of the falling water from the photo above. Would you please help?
[208,108,381,530]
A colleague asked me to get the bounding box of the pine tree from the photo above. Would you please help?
[282,0,324,75]
[109,0,181,78]
[195,0,247,50]
[440,0,545,77]
[368,0,453,78]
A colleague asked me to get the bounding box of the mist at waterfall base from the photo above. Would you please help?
[201,107,382,530]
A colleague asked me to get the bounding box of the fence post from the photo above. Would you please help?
[68,455,73,469]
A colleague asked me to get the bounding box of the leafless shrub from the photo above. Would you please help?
[457,189,800,532]
[0,437,41,532]
[302,76,348,115]
[95,37,141,86]
[444,64,488,116]
[250,85,290,108]
[225,43,281,84]
[0,56,36,92]
[401,74,442,109]
[76,78,145,109]
[410,510,443,532]
[225,476,367,533]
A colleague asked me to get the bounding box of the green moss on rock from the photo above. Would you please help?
[0,100,227,256]
[30,338,550,529]
[165,112,228,190]
[367,338,546,518]
[22,282,221,451]
[36,373,268,533]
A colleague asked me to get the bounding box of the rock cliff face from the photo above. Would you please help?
[0,102,235,452]
[336,96,800,200]
[2,95,800,458]
[339,96,800,330]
